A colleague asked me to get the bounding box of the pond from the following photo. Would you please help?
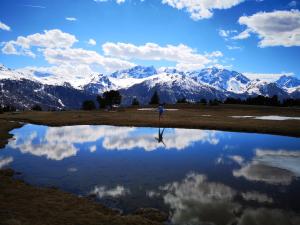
[1,124,300,225]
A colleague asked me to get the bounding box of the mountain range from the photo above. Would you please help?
[1,64,300,110]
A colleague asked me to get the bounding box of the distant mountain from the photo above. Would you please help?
[188,67,250,93]
[276,75,300,93]
[1,64,300,108]
[120,72,228,105]
[111,65,157,79]
[0,65,95,110]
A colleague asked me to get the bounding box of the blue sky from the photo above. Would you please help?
[0,0,300,80]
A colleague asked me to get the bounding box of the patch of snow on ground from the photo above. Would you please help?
[230,116,254,119]
[254,116,300,121]
[230,115,300,121]
[137,108,179,111]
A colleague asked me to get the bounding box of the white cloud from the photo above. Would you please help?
[243,72,294,82]
[66,17,77,21]
[233,148,300,185]
[232,29,251,40]
[288,1,297,8]
[226,45,242,50]
[228,155,244,165]
[102,42,223,71]
[88,38,97,46]
[90,185,130,198]
[162,0,244,20]
[9,125,135,160]
[0,156,13,169]
[102,129,219,151]
[90,145,97,152]
[0,21,11,31]
[218,29,237,39]
[162,172,238,225]
[234,10,300,47]
[241,191,273,203]
[43,47,135,72]
[2,29,77,57]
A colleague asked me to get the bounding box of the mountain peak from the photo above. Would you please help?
[111,65,157,79]
[276,75,300,89]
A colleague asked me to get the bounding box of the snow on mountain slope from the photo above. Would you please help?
[276,75,300,93]
[188,67,250,93]
[120,72,227,105]
[111,65,157,79]
[246,79,289,99]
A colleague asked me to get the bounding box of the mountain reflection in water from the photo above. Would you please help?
[1,124,300,225]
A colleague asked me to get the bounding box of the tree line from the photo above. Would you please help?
[1,91,299,113]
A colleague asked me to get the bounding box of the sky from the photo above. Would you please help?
[0,0,300,81]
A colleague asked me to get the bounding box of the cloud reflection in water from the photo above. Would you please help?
[8,125,220,160]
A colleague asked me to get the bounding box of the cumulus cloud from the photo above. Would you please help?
[161,172,238,225]
[234,10,300,47]
[1,29,135,73]
[238,208,300,225]
[90,145,97,152]
[8,125,219,160]
[0,21,11,31]
[102,128,219,151]
[162,0,244,20]
[2,29,77,57]
[9,125,135,160]
[90,185,130,198]
[233,148,300,185]
[0,156,13,169]
[43,47,135,72]
[288,1,297,8]
[102,42,223,71]
[65,17,77,21]
[88,38,97,46]
[159,171,300,225]
[241,191,273,203]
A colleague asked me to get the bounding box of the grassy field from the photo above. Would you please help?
[1,104,300,137]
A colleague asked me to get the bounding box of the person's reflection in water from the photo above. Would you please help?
[155,127,166,147]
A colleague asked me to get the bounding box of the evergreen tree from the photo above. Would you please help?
[96,95,106,109]
[82,100,96,110]
[31,104,42,111]
[149,91,160,105]
[102,90,122,108]
[132,97,140,106]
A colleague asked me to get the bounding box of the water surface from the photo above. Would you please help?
[1,124,300,225]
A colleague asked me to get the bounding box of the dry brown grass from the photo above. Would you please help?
[0,104,300,137]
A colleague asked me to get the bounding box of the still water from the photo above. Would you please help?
[1,124,300,224]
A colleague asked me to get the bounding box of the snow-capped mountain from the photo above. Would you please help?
[111,65,157,79]
[0,64,95,110]
[1,64,300,109]
[188,67,250,93]
[245,79,289,99]
[276,75,300,93]
[120,72,228,105]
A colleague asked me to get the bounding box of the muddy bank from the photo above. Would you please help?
[0,169,166,225]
